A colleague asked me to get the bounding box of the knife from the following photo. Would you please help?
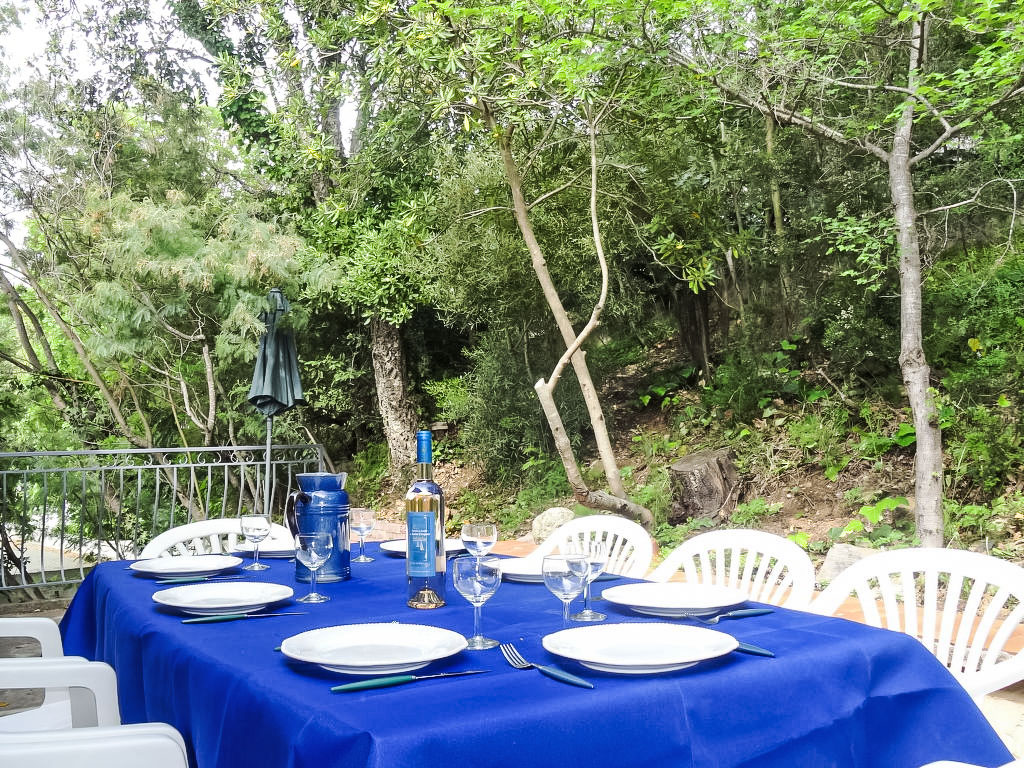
[155,576,242,584]
[534,664,595,689]
[734,641,775,657]
[182,612,307,623]
[331,670,489,692]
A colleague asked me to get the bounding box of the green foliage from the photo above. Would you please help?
[829,496,916,548]
[345,443,391,505]
[630,431,683,462]
[423,376,472,423]
[943,499,1004,546]
[786,406,851,481]
[636,366,696,409]
[730,497,783,527]
[702,337,813,420]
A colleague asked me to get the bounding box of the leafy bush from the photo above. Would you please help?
[345,442,391,503]
[730,497,783,527]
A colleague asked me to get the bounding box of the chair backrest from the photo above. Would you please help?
[649,529,816,608]
[0,617,64,657]
[530,515,654,577]
[811,547,1024,697]
[140,519,293,558]
[0,658,121,730]
[0,723,188,768]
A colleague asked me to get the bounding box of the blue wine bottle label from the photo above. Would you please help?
[407,510,436,576]
[416,430,432,464]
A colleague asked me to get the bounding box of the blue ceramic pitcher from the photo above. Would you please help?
[286,472,350,582]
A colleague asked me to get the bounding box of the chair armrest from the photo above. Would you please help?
[0,618,64,657]
[0,657,121,727]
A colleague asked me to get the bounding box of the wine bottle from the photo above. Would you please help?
[406,430,446,608]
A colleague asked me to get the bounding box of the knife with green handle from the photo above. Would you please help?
[734,641,775,657]
[534,664,595,689]
[331,670,489,692]
[182,611,307,623]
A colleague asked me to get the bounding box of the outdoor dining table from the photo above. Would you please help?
[60,544,1013,768]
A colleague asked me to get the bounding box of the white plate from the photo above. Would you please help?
[543,623,738,674]
[498,557,621,583]
[232,542,295,559]
[600,582,747,617]
[130,555,243,578]
[152,582,294,616]
[498,557,545,582]
[280,623,468,674]
[378,539,466,556]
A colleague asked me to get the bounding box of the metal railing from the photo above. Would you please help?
[0,444,326,594]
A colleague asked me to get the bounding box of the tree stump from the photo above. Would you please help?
[668,449,739,526]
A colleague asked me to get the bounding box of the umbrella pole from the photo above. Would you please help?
[264,416,273,518]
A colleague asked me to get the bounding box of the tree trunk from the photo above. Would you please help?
[369,317,419,477]
[535,379,654,528]
[890,19,943,547]
[765,113,793,330]
[486,106,627,500]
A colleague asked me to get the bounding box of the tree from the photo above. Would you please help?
[658,0,1024,545]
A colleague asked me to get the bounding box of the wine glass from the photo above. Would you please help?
[350,507,375,563]
[461,523,498,560]
[452,554,501,650]
[542,554,588,628]
[570,541,608,622]
[295,532,333,603]
[240,514,272,571]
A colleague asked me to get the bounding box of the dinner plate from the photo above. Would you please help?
[378,539,467,556]
[232,541,295,559]
[498,557,620,583]
[600,582,747,617]
[542,622,738,674]
[152,582,294,616]
[129,555,243,578]
[280,623,468,674]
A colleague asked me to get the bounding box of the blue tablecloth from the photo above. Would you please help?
[60,545,1012,768]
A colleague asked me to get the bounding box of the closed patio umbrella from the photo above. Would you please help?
[248,288,305,517]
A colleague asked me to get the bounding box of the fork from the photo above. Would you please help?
[684,608,774,625]
[498,643,594,689]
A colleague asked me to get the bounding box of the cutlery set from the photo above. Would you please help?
[182,611,307,624]
[155,566,776,686]
[155,575,245,585]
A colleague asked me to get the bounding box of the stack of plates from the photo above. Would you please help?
[152,582,294,616]
[378,539,466,556]
[542,623,738,674]
[232,541,295,559]
[129,555,242,579]
[498,557,620,583]
[280,623,468,674]
[600,583,747,617]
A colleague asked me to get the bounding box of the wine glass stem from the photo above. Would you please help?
[359,538,366,558]
[253,544,260,569]
[583,580,592,612]
[472,603,483,639]
[309,567,318,598]
[562,599,571,628]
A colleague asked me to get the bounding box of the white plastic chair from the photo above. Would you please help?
[811,547,1024,697]
[0,722,188,768]
[0,658,121,730]
[0,617,64,657]
[0,618,71,730]
[139,518,293,558]
[529,515,654,577]
[648,529,816,608]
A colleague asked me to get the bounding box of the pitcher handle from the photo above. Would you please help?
[284,491,308,536]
